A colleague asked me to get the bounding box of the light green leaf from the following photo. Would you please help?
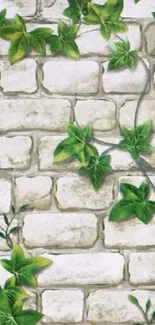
[108,40,139,70]
[129,295,139,306]
[15,14,26,31]
[48,21,80,59]
[9,33,29,64]
[63,0,91,23]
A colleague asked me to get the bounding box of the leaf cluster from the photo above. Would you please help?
[129,295,155,325]
[53,124,113,191]
[0,244,52,325]
[108,40,139,71]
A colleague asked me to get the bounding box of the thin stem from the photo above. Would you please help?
[139,156,155,172]
[101,145,117,156]
[92,137,119,147]
[138,305,150,325]
[0,225,6,233]
[113,32,125,42]
[136,159,155,193]
[6,235,13,249]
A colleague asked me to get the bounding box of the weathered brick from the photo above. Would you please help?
[42,61,99,94]
[0,0,36,17]
[129,253,155,285]
[0,180,11,213]
[23,213,97,248]
[77,24,141,56]
[42,290,84,323]
[41,0,68,20]
[119,100,155,131]
[0,137,32,169]
[88,290,155,323]
[38,253,124,286]
[0,99,71,132]
[55,176,114,210]
[94,0,154,17]
[145,24,155,56]
[1,59,37,93]
[15,177,52,210]
[74,100,116,131]
[103,59,149,93]
[104,216,155,247]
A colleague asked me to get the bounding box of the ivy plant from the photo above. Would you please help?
[0,206,52,325]
[108,40,139,70]
[129,295,155,325]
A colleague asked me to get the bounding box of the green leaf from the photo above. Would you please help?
[29,27,53,40]
[48,21,80,59]
[84,1,127,40]
[0,290,42,325]
[9,226,20,235]
[11,205,16,215]
[63,0,91,24]
[129,295,139,306]
[108,40,139,71]
[152,310,155,320]
[119,121,152,160]
[109,181,155,224]
[0,9,13,29]
[146,299,151,313]
[79,154,112,191]
[54,124,98,166]
[9,33,30,64]
[0,25,22,41]
[18,205,29,213]
[29,34,46,54]
[14,14,26,31]
[134,0,141,3]
[152,12,155,19]
[0,232,5,239]
[1,244,52,287]
[3,213,9,225]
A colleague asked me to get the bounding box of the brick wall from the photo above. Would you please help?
[0,0,155,324]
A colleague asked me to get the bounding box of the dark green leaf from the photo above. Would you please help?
[9,226,20,235]
[29,34,46,54]
[54,124,98,166]
[109,200,136,221]
[129,295,139,306]
[18,205,29,213]
[119,121,152,160]
[11,205,16,215]
[0,25,22,41]
[134,0,141,3]
[14,310,43,325]
[146,299,151,313]
[30,27,53,40]
[120,183,142,201]
[63,0,91,23]
[136,202,155,224]
[3,213,9,225]
[48,21,80,59]
[108,40,139,71]
[152,310,155,320]
[0,9,13,29]
[79,154,112,191]
[14,14,26,31]
[152,12,155,19]
[0,232,5,239]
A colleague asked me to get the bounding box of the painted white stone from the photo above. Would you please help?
[0,180,11,214]
[42,290,84,323]
[129,253,155,284]
[0,0,36,17]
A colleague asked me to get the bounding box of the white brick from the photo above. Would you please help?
[38,253,124,286]
[42,290,84,323]
[1,59,37,93]
[0,180,11,213]
[119,100,155,131]
[55,176,114,210]
[77,24,141,56]
[0,0,36,17]
[41,0,68,20]
[0,99,71,132]
[129,253,155,284]
[42,61,99,94]
[0,137,32,169]
[88,290,155,322]
[103,59,149,93]
[74,100,116,131]
[23,289,36,310]
[15,177,52,210]
[94,0,155,18]
[145,24,155,55]
[0,218,17,250]
[39,136,78,171]
[23,213,97,248]
[104,216,155,247]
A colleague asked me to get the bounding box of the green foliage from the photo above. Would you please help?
[129,295,155,325]
[0,290,42,325]
[152,12,155,19]
[54,124,98,166]
[134,0,141,3]
[119,121,152,160]
[79,153,112,191]
[0,9,12,29]
[48,21,80,59]
[108,40,139,70]
[84,0,127,40]
[0,13,53,63]
[109,181,155,224]
[63,0,91,24]
[1,244,53,286]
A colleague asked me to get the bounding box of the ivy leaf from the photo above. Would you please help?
[146,299,151,313]
[134,0,141,3]
[48,21,80,59]
[0,232,5,239]
[1,244,53,287]
[79,154,112,191]
[0,290,42,325]
[109,181,155,224]
[119,121,152,160]
[152,12,155,19]
[54,124,98,166]
[9,33,30,64]
[84,1,127,40]
[29,28,53,54]
[63,0,91,24]
[108,40,139,70]
[0,9,12,29]
[4,277,28,308]
[9,226,20,235]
